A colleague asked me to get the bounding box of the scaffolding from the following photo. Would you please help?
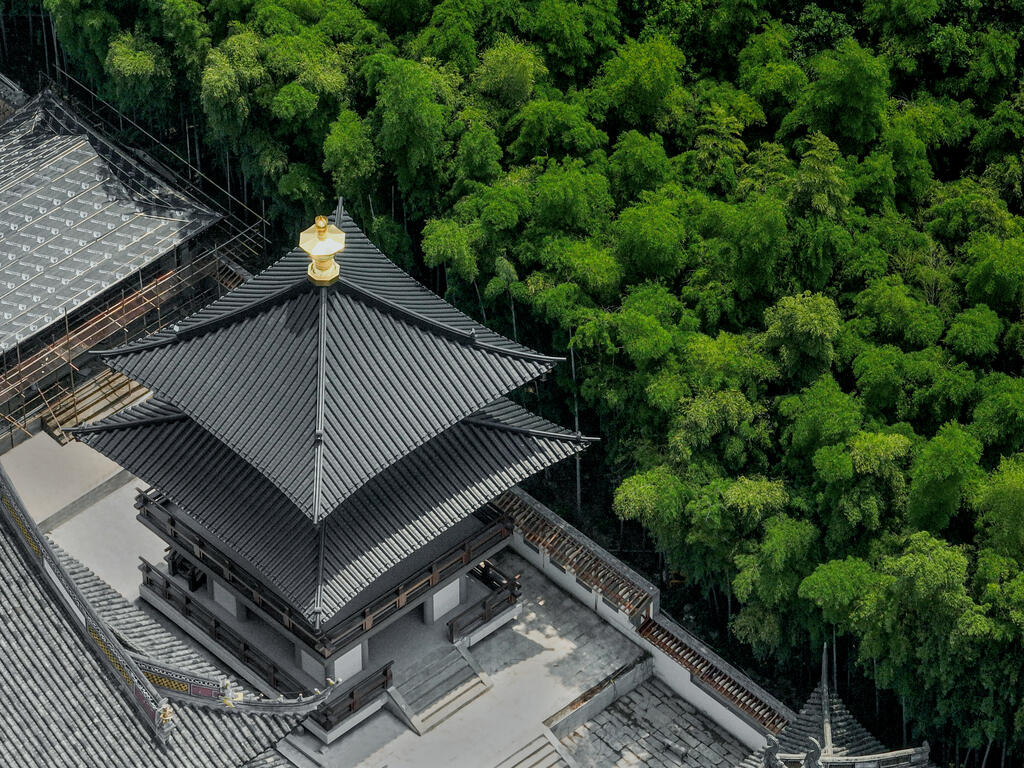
[0,243,251,449]
[0,63,268,452]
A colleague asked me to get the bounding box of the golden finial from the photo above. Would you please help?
[299,215,345,285]
[159,704,175,724]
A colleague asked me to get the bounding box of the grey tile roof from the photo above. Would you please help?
[0,512,293,767]
[735,683,937,767]
[53,540,253,684]
[94,212,559,523]
[0,72,26,115]
[0,92,216,353]
[241,750,293,768]
[776,683,884,756]
[74,397,591,625]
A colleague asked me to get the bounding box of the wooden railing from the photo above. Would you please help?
[447,561,521,642]
[137,491,324,650]
[137,489,514,656]
[327,511,513,650]
[311,662,393,730]
[140,559,307,695]
[495,490,657,621]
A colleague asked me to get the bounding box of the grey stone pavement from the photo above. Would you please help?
[1,432,166,599]
[561,678,751,767]
[2,432,122,523]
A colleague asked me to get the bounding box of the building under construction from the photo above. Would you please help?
[0,83,256,450]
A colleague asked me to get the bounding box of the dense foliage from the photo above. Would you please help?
[26,0,1024,758]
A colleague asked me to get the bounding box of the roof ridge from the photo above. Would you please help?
[332,273,563,364]
[95,278,309,358]
[463,405,598,443]
[68,401,187,434]
[311,287,329,630]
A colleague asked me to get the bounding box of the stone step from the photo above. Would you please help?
[493,734,571,768]
[418,676,489,733]
[399,648,466,697]
[404,657,476,712]
[393,644,461,688]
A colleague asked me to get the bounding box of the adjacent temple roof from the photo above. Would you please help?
[92,211,561,523]
[737,649,935,768]
[77,210,593,628]
[0,510,291,767]
[0,91,217,353]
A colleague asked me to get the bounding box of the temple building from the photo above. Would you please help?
[72,208,596,737]
[0,197,801,766]
[0,73,811,768]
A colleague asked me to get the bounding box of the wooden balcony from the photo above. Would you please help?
[310,662,393,730]
[142,560,394,730]
[447,560,521,643]
[141,559,307,695]
[136,489,514,658]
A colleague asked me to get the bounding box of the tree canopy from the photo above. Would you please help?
[31,0,1024,758]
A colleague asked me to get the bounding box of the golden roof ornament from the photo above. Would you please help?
[299,215,345,285]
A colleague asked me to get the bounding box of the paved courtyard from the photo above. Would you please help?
[1,432,122,523]
[1,432,166,598]
[284,550,645,768]
[561,678,750,767]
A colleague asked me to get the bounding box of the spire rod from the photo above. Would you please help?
[821,643,833,755]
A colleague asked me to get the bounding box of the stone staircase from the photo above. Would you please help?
[394,645,490,733]
[493,733,574,768]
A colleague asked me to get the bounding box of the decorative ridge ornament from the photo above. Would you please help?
[299,215,345,284]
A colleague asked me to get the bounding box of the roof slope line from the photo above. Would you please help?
[69,410,187,434]
[463,415,599,443]
[332,272,563,363]
[94,267,562,366]
[311,287,329,628]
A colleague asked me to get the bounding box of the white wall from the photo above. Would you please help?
[510,525,770,752]
[211,578,239,618]
[423,577,461,624]
[328,642,364,682]
[298,646,324,682]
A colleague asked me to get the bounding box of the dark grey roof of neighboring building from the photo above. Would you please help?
[241,750,293,768]
[0,513,293,768]
[94,211,558,523]
[74,396,591,625]
[0,72,26,115]
[775,683,885,756]
[0,92,217,353]
[736,679,936,768]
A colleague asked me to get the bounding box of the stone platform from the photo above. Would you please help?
[560,678,750,767]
